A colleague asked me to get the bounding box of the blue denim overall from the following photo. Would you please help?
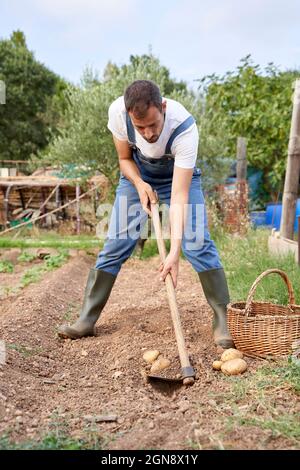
[95,113,223,276]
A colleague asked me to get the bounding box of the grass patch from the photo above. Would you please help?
[44,250,69,269]
[229,414,300,441]
[222,359,300,401]
[1,227,300,306]
[0,234,103,250]
[0,249,76,295]
[7,343,43,358]
[260,358,300,394]
[0,410,111,450]
[205,359,300,446]
[0,260,14,273]
[0,409,105,450]
[138,238,171,259]
[213,228,300,304]
[20,266,45,287]
[138,240,158,259]
[0,285,20,297]
[138,227,300,306]
[17,251,37,263]
[19,249,70,288]
[0,432,102,450]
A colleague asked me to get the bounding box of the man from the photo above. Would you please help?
[58,80,234,349]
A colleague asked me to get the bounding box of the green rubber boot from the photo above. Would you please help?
[198,268,234,349]
[58,268,116,340]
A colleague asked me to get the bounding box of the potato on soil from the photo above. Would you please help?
[212,360,222,370]
[221,348,243,362]
[150,357,171,373]
[142,350,160,364]
[221,358,247,376]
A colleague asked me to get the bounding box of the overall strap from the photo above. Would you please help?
[125,112,136,145]
[165,115,195,155]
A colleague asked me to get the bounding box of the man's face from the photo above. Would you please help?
[129,101,167,143]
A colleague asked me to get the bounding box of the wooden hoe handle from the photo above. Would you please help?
[151,202,195,385]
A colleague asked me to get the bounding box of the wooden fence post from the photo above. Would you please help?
[76,184,81,235]
[236,137,247,181]
[280,79,300,240]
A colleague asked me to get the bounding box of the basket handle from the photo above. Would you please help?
[245,269,295,316]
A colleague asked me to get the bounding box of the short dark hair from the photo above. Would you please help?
[124,80,162,118]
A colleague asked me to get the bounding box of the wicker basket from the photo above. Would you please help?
[227,269,300,358]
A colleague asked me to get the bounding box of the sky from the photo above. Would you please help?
[1,0,300,88]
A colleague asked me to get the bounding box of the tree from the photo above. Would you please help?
[0,30,67,161]
[198,55,300,197]
[36,53,198,188]
[104,54,187,95]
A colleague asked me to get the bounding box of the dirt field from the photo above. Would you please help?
[0,252,299,450]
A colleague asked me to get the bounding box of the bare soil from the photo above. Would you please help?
[0,252,298,450]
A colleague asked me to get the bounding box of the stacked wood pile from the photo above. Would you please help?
[218,180,249,234]
[0,171,109,232]
[216,137,249,234]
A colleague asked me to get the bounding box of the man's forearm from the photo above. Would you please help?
[119,159,144,188]
[119,158,157,216]
[169,192,189,256]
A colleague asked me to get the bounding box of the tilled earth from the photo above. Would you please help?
[0,253,298,450]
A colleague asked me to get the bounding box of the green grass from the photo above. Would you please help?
[0,410,105,450]
[138,239,171,259]
[13,248,69,288]
[262,357,300,394]
[204,359,300,446]
[0,234,103,250]
[213,228,300,305]
[1,227,300,306]
[223,359,300,399]
[7,343,43,358]
[20,266,45,287]
[0,432,102,450]
[140,227,300,305]
[0,285,20,297]
[0,260,14,273]
[17,251,37,263]
[44,250,69,269]
[19,249,70,288]
[229,414,300,441]
[182,225,300,447]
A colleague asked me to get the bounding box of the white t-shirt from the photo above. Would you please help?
[107,96,198,169]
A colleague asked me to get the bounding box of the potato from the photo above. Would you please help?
[142,350,160,364]
[221,348,243,362]
[150,357,171,373]
[221,358,247,376]
[212,360,223,371]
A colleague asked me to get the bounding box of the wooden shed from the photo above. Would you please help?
[0,173,108,233]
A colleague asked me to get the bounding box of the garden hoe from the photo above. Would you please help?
[147,201,195,386]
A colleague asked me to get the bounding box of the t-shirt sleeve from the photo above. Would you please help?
[107,99,128,141]
[172,123,199,169]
